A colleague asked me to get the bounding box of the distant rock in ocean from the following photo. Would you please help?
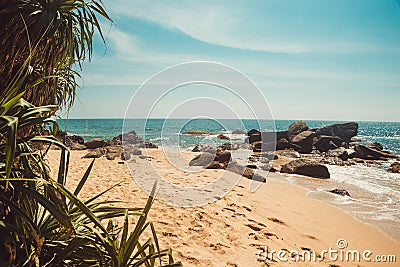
[217,134,230,140]
[329,189,351,197]
[182,130,214,135]
[232,129,246,134]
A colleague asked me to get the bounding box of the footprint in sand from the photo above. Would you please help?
[268,217,287,226]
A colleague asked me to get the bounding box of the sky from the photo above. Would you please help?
[64,0,400,121]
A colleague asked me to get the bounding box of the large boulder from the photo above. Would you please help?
[247,129,260,136]
[56,131,85,148]
[189,153,215,167]
[313,135,344,152]
[292,130,315,153]
[288,121,309,142]
[280,159,330,179]
[108,130,143,146]
[276,138,302,151]
[315,122,358,142]
[252,141,275,152]
[82,148,106,158]
[84,138,106,149]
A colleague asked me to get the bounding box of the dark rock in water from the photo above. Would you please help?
[292,130,315,153]
[329,189,351,197]
[227,162,266,182]
[276,138,302,151]
[145,142,158,148]
[351,144,398,160]
[232,129,246,134]
[247,129,260,136]
[388,162,400,173]
[368,142,383,151]
[325,147,349,161]
[182,130,214,135]
[217,134,230,140]
[313,135,344,152]
[314,122,358,143]
[288,121,309,142]
[84,138,106,149]
[280,159,330,179]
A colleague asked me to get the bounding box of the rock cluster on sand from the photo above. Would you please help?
[388,162,400,173]
[57,130,158,161]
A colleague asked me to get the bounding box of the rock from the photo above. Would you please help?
[388,162,400,173]
[106,153,119,160]
[246,164,258,169]
[315,122,358,142]
[82,148,105,158]
[206,161,225,169]
[215,151,231,163]
[351,144,397,160]
[192,144,216,153]
[84,138,106,149]
[259,152,278,160]
[313,135,344,152]
[325,147,349,161]
[329,189,351,197]
[232,129,246,134]
[368,142,383,151]
[252,141,275,152]
[189,153,214,166]
[351,137,361,142]
[182,130,214,135]
[292,131,315,153]
[276,138,302,151]
[276,150,301,159]
[69,143,86,150]
[288,121,309,142]
[276,131,288,141]
[280,159,330,179]
[121,152,131,161]
[227,162,266,182]
[247,129,260,136]
[218,143,239,151]
[217,134,230,140]
[108,130,143,146]
[249,133,261,144]
[145,142,158,148]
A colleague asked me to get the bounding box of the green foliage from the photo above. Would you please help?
[0,99,182,266]
[0,0,112,108]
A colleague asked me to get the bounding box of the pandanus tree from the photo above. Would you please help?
[0,1,182,266]
[0,0,111,108]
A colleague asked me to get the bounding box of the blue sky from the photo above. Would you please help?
[64,0,400,121]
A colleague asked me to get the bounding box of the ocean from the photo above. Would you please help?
[57,118,400,240]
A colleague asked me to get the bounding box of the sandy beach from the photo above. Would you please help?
[47,148,400,267]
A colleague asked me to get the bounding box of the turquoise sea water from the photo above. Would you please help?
[57,119,400,155]
[57,118,400,239]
